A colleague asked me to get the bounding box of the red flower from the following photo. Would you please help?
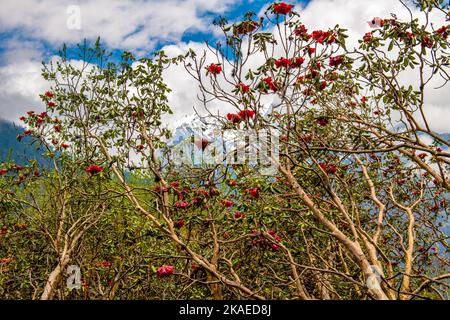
[319,81,328,90]
[154,185,168,193]
[237,83,250,93]
[97,260,111,268]
[206,63,222,75]
[19,116,26,121]
[312,30,335,44]
[175,201,189,209]
[24,130,33,135]
[85,165,103,175]
[221,199,234,207]
[61,143,70,149]
[319,162,337,175]
[234,211,243,219]
[53,125,61,132]
[271,244,281,251]
[15,164,24,171]
[273,2,294,15]
[275,57,291,68]
[435,26,449,39]
[363,32,373,43]
[227,113,242,124]
[170,181,180,189]
[245,188,259,198]
[0,169,8,176]
[238,109,255,119]
[174,219,185,229]
[156,265,174,277]
[329,56,344,67]
[228,180,237,187]
[290,57,305,68]
[294,25,310,39]
[136,144,145,151]
[308,47,315,54]
[418,153,427,159]
[191,262,200,271]
[38,112,47,119]
[316,117,329,126]
[194,138,209,150]
[48,101,56,108]
[262,77,278,92]
[368,17,385,28]
[45,91,54,98]
[421,36,433,48]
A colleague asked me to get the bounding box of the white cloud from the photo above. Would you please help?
[0,0,448,137]
[0,0,237,51]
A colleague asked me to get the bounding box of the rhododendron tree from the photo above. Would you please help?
[1,0,449,301]
[182,0,450,300]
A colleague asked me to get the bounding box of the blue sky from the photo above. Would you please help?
[0,0,309,64]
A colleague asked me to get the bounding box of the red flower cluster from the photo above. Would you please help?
[237,83,250,93]
[329,55,344,67]
[273,2,294,15]
[319,81,328,90]
[421,36,433,48]
[262,77,278,92]
[227,109,254,123]
[154,185,168,193]
[290,57,305,68]
[227,113,242,124]
[275,57,305,69]
[221,199,234,207]
[316,117,329,126]
[97,260,112,267]
[312,30,336,44]
[245,188,259,198]
[275,57,291,68]
[0,169,8,176]
[85,165,103,175]
[175,201,189,209]
[363,32,373,43]
[45,91,54,98]
[156,265,174,277]
[174,219,185,229]
[238,109,255,119]
[319,163,337,175]
[61,143,70,149]
[294,25,310,40]
[234,211,244,219]
[435,26,449,40]
[206,63,222,74]
[251,229,282,251]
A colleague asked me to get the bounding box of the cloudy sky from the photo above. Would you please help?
[0,0,449,133]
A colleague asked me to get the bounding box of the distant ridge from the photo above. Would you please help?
[0,118,48,165]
